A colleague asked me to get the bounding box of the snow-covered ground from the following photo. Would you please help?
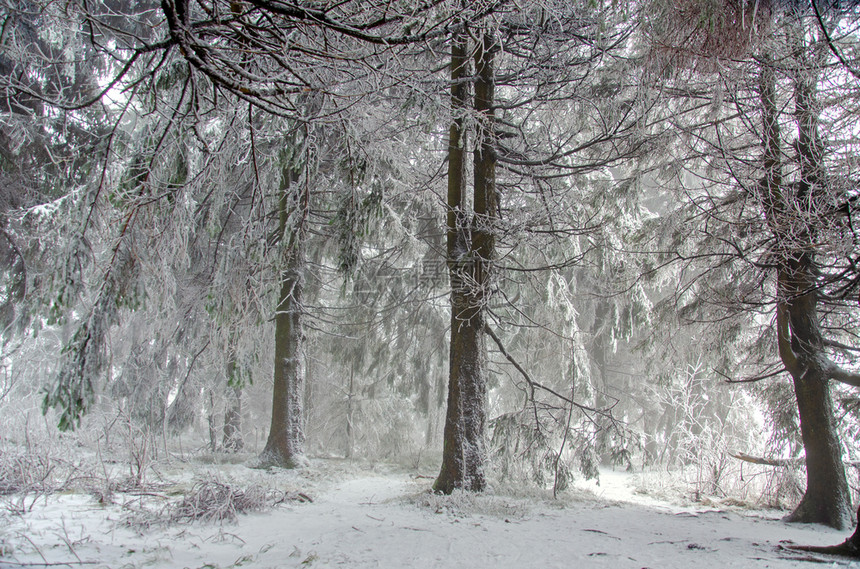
[0,459,854,568]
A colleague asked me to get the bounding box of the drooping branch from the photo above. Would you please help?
[730,452,800,467]
[810,0,860,82]
[484,323,612,417]
[715,366,787,384]
[731,452,860,467]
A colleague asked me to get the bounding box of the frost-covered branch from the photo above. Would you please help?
[484,323,613,417]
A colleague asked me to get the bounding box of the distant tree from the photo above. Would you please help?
[257,120,311,467]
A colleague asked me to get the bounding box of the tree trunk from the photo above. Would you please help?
[845,516,860,555]
[760,48,852,529]
[435,30,496,494]
[259,149,308,469]
[784,365,852,528]
[778,261,852,529]
[435,29,472,494]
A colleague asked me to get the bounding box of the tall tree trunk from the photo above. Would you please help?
[782,55,851,528]
[435,30,496,494]
[435,29,470,494]
[759,48,852,529]
[259,148,308,469]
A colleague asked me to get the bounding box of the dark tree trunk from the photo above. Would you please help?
[259,151,307,469]
[778,262,852,529]
[759,49,852,529]
[435,29,472,494]
[435,29,497,494]
[846,518,860,555]
[784,368,851,528]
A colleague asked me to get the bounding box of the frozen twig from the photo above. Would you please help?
[0,561,98,566]
[484,324,612,416]
[161,475,310,525]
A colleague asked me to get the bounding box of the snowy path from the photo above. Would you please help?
[1,463,855,568]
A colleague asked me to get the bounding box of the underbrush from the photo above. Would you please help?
[122,474,312,529]
[627,460,805,512]
[0,438,312,526]
[0,408,313,532]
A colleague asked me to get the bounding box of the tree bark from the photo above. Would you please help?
[778,257,852,529]
[435,29,496,494]
[759,48,852,529]
[435,28,472,494]
[259,147,308,469]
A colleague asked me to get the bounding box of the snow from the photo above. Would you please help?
[1,459,854,568]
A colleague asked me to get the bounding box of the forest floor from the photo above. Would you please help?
[0,456,855,568]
